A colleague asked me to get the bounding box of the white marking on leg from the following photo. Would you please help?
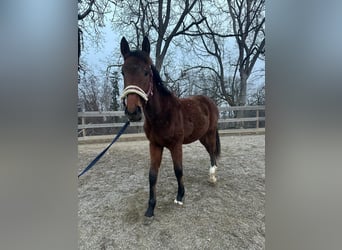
[209,165,217,174]
[209,165,217,183]
[174,199,183,205]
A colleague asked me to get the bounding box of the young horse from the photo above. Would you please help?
[120,36,221,218]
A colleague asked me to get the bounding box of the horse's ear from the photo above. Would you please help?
[142,36,150,55]
[120,37,130,56]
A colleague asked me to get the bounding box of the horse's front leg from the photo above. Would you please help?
[145,143,163,217]
[170,144,185,205]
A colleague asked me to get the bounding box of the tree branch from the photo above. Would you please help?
[78,0,95,20]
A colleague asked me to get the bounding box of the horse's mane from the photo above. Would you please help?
[124,50,172,97]
[151,64,172,96]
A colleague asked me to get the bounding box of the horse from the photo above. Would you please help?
[120,36,221,218]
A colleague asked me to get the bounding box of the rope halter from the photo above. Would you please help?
[120,68,153,103]
[121,85,149,102]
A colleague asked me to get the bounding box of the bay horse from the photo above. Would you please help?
[120,36,221,218]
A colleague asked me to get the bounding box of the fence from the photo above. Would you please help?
[78,105,265,137]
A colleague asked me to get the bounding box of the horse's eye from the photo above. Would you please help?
[144,71,149,76]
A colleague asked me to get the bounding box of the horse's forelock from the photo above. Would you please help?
[124,51,152,65]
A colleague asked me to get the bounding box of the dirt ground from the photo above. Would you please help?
[78,134,265,249]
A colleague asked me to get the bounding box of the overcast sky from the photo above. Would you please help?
[81,14,265,94]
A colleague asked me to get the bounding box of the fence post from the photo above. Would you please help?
[82,116,86,137]
[256,109,259,129]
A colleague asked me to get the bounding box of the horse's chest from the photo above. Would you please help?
[144,120,183,146]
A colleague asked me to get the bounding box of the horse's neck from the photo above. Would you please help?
[144,86,177,120]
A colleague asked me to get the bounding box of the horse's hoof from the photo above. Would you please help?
[208,176,217,184]
[143,216,154,226]
[174,199,183,205]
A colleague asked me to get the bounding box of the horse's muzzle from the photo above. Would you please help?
[125,106,142,122]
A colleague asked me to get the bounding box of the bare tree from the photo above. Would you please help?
[108,71,121,111]
[248,85,265,105]
[78,74,101,111]
[113,0,206,71]
[78,66,114,112]
[195,26,236,106]
[78,0,265,114]
[187,0,264,107]
[78,0,116,71]
[227,0,265,106]
[99,81,112,111]
[179,6,238,106]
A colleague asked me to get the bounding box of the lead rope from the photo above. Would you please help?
[78,120,130,178]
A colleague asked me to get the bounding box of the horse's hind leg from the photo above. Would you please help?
[170,144,185,205]
[200,129,220,183]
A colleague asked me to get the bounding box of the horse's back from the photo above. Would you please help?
[180,95,219,119]
[180,95,219,144]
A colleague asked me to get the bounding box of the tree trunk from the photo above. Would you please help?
[236,71,248,128]
[238,71,248,106]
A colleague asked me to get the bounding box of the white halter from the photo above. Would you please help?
[121,85,149,102]
[120,69,153,103]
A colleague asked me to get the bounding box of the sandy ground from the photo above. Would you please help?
[78,134,265,249]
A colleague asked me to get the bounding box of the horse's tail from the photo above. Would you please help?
[215,129,221,158]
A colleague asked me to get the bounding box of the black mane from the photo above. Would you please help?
[150,64,172,96]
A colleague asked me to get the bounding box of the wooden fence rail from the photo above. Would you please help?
[78,105,265,137]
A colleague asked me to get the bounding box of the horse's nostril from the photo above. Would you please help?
[125,109,134,116]
[125,106,141,116]
[125,106,142,121]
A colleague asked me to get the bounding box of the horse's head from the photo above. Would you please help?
[120,36,153,122]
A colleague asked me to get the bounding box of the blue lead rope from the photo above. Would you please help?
[78,121,130,178]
